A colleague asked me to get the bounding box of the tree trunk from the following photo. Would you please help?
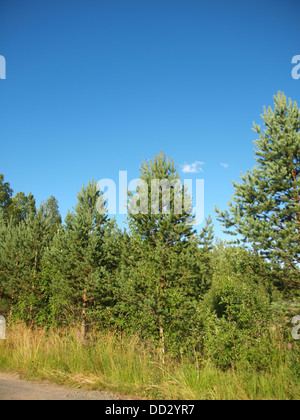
[158,273,166,364]
[81,230,91,342]
[9,290,14,317]
[159,316,165,364]
[81,289,87,343]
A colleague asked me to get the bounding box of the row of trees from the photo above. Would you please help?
[0,91,299,366]
[0,155,216,355]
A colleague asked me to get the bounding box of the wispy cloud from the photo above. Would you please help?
[220,162,229,168]
[181,161,205,173]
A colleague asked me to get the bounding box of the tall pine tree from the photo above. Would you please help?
[116,152,213,357]
[0,174,13,220]
[0,209,55,323]
[216,92,300,284]
[49,180,113,339]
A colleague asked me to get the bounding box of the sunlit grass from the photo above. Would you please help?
[0,324,299,400]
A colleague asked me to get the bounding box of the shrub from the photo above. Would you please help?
[200,274,285,370]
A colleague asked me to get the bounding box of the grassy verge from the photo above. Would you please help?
[0,324,299,400]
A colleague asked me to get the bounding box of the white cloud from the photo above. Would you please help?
[220,162,229,168]
[181,161,205,173]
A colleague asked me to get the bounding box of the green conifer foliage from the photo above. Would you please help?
[128,150,195,247]
[0,174,13,220]
[116,152,213,357]
[216,92,300,277]
[8,192,36,224]
[0,211,54,323]
[38,196,62,236]
[49,180,111,340]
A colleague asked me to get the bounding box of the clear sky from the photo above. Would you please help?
[0,0,299,239]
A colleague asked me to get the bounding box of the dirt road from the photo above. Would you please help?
[0,372,124,400]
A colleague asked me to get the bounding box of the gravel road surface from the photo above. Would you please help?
[0,372,124,400]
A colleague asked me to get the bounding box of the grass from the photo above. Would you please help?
[0,324,299,400]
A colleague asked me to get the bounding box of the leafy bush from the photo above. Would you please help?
[200,274,285,370]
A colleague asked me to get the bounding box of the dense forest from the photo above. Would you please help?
[0,92,299,373]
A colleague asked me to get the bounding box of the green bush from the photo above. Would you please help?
[200,274,286,370]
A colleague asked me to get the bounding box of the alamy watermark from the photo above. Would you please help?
[0,55,6,79]
[96,171,204,225]
[292,55,300,80]
[291,315,300,340]
[0,316,6,340]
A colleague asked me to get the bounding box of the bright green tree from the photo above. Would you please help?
[216,92,300,279]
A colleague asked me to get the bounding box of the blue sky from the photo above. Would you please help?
[0,0,299,239]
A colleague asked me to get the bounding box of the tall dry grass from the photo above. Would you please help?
[0,324,299,400]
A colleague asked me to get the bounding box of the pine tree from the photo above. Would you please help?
[128,150,195,247]
[8,192,36,224]
[38,195,61,236]
[0,174,13,220]
[216,92,300,280]
[0,175,37,224]
[0,210,54,323]
[117,152,212,357]
[49,180,111,340]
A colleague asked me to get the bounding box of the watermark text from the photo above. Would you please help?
[0,55,6,79]
[292,55,300,80]
[96,171,204,225]
[291,315,300,340]
[0,316,6,339]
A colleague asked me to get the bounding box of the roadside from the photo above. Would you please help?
[0,372,131,400]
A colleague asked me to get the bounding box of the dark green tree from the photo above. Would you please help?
[38,195,61,236]
[216,92,300,281]
[116,152,213,357]
[0,210,54,324]
[128,150,195,247]
[0,174,13,219]
[49,180,113,340]
[8,192,36,224]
